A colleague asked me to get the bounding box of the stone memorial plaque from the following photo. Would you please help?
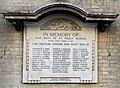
[23,14,98,83]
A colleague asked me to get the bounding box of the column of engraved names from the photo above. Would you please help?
[53,48,71,73]
[73,44,90,72]
[32,47,50,71]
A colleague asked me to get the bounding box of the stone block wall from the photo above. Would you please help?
[0,0,120,88]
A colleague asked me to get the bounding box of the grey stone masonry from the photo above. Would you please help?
[0,0,120,88]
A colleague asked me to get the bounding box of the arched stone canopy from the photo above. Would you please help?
[2,3,119,31]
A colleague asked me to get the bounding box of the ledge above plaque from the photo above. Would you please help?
[2,2,119,84]
[2,3,119,32]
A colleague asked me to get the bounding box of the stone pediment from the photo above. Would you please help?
[2,3,119,31]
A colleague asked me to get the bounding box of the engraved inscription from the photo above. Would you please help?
[28,31,92,81]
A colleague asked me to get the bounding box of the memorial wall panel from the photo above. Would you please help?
[23,14,98,83]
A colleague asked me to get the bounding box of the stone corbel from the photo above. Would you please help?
[98,22,110,32]
[11,21,24,31]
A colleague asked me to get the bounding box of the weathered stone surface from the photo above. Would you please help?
[0,0,120,88]
[23,14,97,83]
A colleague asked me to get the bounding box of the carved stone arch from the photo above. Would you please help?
[2,3,119,32]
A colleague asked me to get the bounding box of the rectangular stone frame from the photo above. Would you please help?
[23,18,98,83]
